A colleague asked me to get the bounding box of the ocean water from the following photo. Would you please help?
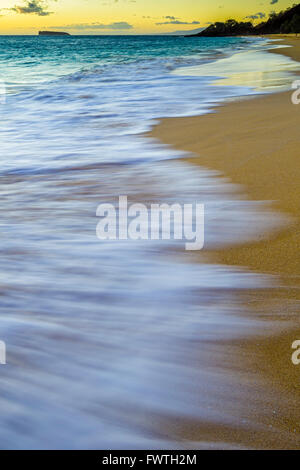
[0,35,298,449]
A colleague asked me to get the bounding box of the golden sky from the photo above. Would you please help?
[0,0,296,34]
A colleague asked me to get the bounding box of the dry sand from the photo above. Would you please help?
[149,37,300,449]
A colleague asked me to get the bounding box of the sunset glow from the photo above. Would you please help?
[0,0,296,34]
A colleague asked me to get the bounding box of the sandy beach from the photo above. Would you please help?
[149,37,300,449]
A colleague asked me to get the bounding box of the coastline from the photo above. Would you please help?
[148,37,300,448]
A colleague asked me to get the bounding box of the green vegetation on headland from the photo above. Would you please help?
[190,3,300,36]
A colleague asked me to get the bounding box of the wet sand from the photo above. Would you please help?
[149,37,300,449]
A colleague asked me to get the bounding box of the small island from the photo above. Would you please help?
[39,31,70,36]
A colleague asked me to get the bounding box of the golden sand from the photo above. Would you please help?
[149,37,300,449]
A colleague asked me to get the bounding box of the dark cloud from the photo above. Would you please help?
[50,22,133,31]
[245,12,266,20]
[11,0,52,16]
[156,20,200,26]
[270,0,278,4]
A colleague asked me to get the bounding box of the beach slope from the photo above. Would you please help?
[149,37,300,449]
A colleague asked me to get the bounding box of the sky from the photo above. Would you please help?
[0,0,297,34]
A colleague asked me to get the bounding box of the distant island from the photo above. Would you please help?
[188,3,300,36]
[39,31,70,36]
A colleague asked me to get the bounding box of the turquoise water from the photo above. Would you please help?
[0,35,271,174]
[0,35,257,88]
[0,36,293,449]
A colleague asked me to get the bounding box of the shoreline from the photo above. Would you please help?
[150,36,300,281]
[148,36,300,448]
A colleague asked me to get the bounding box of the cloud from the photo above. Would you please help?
[11,0,52,16]
[156,20,200,26]
[50,22,133,31]
[270,0,278,4]
[245,12,266,20]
